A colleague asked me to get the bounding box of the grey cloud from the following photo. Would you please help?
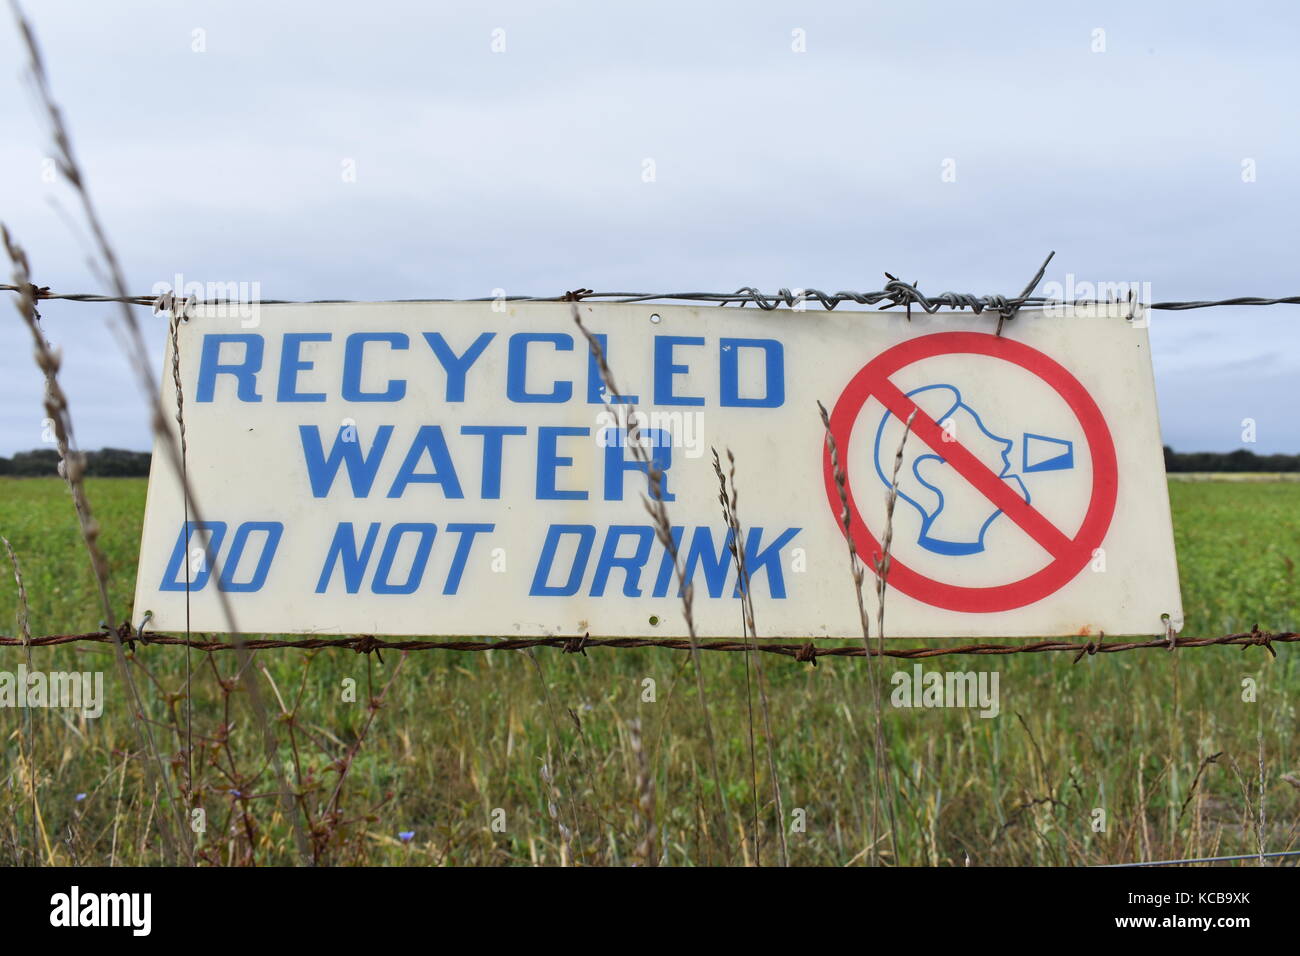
[0,0,1296,455]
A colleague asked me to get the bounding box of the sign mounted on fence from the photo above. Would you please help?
[135,301,1182,638]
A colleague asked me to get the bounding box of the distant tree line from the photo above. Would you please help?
[1163,446,1300,472]
[0,445,1296,477]
[0,448,152,477]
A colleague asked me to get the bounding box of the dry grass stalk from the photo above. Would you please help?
[817,401,885,864]
[1257,728,1266,864]
[870,408,915,863]
[816,401,913,864]
[1,534,48,862]
[539,760,576,866]
[1,223,186,863]
[712,448,788,867]
[628,718,656,866]
[817,401,874,642]
[1177,751,1223,823]
[712,452,761,862]
[875,409,917,644]
[522,649,587,860]
[9,0,310,863]
[573,304,733,864]
[2,536,31,649]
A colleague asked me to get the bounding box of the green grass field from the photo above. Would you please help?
[0,477,1296,866]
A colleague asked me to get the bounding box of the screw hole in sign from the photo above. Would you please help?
[648,615,660,626]
[649,313,661,324]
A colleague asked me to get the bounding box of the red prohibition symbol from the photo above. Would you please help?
[822,332,1118,613]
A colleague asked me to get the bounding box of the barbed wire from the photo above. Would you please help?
[2,626,1293,662]
[4,281,1300,315]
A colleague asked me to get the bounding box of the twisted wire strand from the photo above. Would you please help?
[1,627,1292,661]
[4,282,1300,313]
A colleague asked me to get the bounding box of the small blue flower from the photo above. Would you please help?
[398,830,415,843]
[74,793,86,802]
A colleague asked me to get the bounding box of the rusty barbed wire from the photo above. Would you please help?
[1,626,1292,661]
[4,281,1300,315]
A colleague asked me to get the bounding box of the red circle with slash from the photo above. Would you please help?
[822,332,1118,612]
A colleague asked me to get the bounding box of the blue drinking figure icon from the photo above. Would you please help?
[873,384,1073,557]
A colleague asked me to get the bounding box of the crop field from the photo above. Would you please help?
[0,476,1296,866]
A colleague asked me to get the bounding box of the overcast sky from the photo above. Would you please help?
[1,0,1297,455]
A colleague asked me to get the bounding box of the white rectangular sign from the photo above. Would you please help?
[135,301,1182,638]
